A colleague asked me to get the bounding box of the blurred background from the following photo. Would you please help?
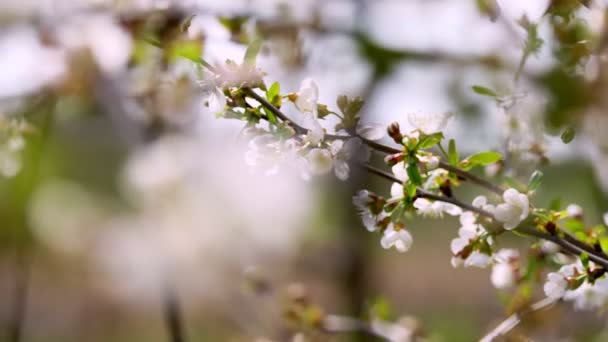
[1,0,608,341]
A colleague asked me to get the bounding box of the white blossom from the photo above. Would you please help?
[294,78,319,115]
[356,123,385,141]
[306,148,333,175]
[464,252,492,268]
[57,14,133,75]
[390,182,403,200]
[380,225,413,253]
[493,189,529,230]
[353,190,377,232]
[543,264,578,299]
[413,198,462,218]
[450,211,491,268]
[566,204,583,218]
[540,241,560,254]
[303,115,324,146]
[329,138,366,181]
[417,153,439,170]
[490,249,519,289]
[407,111,453,135]
[472,195,496,214]
[391,161,409,183]
[544,272,569,299]
[604,212,608,226]
[564,278,608,311]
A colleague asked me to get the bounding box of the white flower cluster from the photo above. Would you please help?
[353,190,413,253]
[540,212,608,311]
[243,79,377,181]
[450,212,492,268]
[473,188,529,230]
[543,262,608,311]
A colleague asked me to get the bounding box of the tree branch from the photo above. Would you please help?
[479,297,558,342]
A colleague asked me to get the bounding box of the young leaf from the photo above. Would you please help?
[471,85,498,98]
[243,38,263,66]
[527,170,543,192]
[266,82,281,106]
[461,151,502,170]
[417,132,443,149]
[580,252,590,270]
[448,139,459,166]
[561,126,576,144]
[406,163,422,185]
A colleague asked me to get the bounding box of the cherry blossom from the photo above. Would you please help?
[493,189,529,230]
[407,111,453,135]
[380,225,413,253]
[413,198,462,218]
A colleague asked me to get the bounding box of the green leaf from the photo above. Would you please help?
[549,198,562,211]
[581,252,590,270]
[417,132,443,149]
[561,126,576,144]
[370,297,393,321]
[475,0,501,21]
[169,40,203,63]
[267,82,280,105]
[406,163,422,186]
[527,170,543,192]
[337,95,348,114]
[600,237,608,255]
[562,218,585,233]
[471,85,498,98]
[390,203,405,223]
[243,38,263,66]
[504,176,523,191]
[406,183,417,199]
[448,139,459,166]
[460,151,502,170]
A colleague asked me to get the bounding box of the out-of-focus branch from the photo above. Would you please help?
[479,297,558,342]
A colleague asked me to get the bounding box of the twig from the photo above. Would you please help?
[8,245,29,342]
[162,280,186,342]
[479,297,558,342]
[360,164,494,219]
[438,161,505,195]
[218,65,608,269]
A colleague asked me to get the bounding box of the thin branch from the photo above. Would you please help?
[162,280,186,342]
[360,164,494,219]
[438,161,505,195]
[479,297,558,342]
[230,69,608,268]
[517,227,608,270]
[8,246,29,342]
[322,315,413,341]
[415,189,495,219]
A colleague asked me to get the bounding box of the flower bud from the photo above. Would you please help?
[384,153,404,166]
[387,121,403,144]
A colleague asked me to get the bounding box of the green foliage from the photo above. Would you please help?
[336,95,364,131]
[471,85,498,98]
[527,170,544,192]
[417,132,444,149]
[459,151,502,170]
[406,163,422,185]
[475,0,501,21]
[448,139,459,166]
[168,39,203,63]
[561,126,576,144]
[264,82,281,124]
[243,38,263,67]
